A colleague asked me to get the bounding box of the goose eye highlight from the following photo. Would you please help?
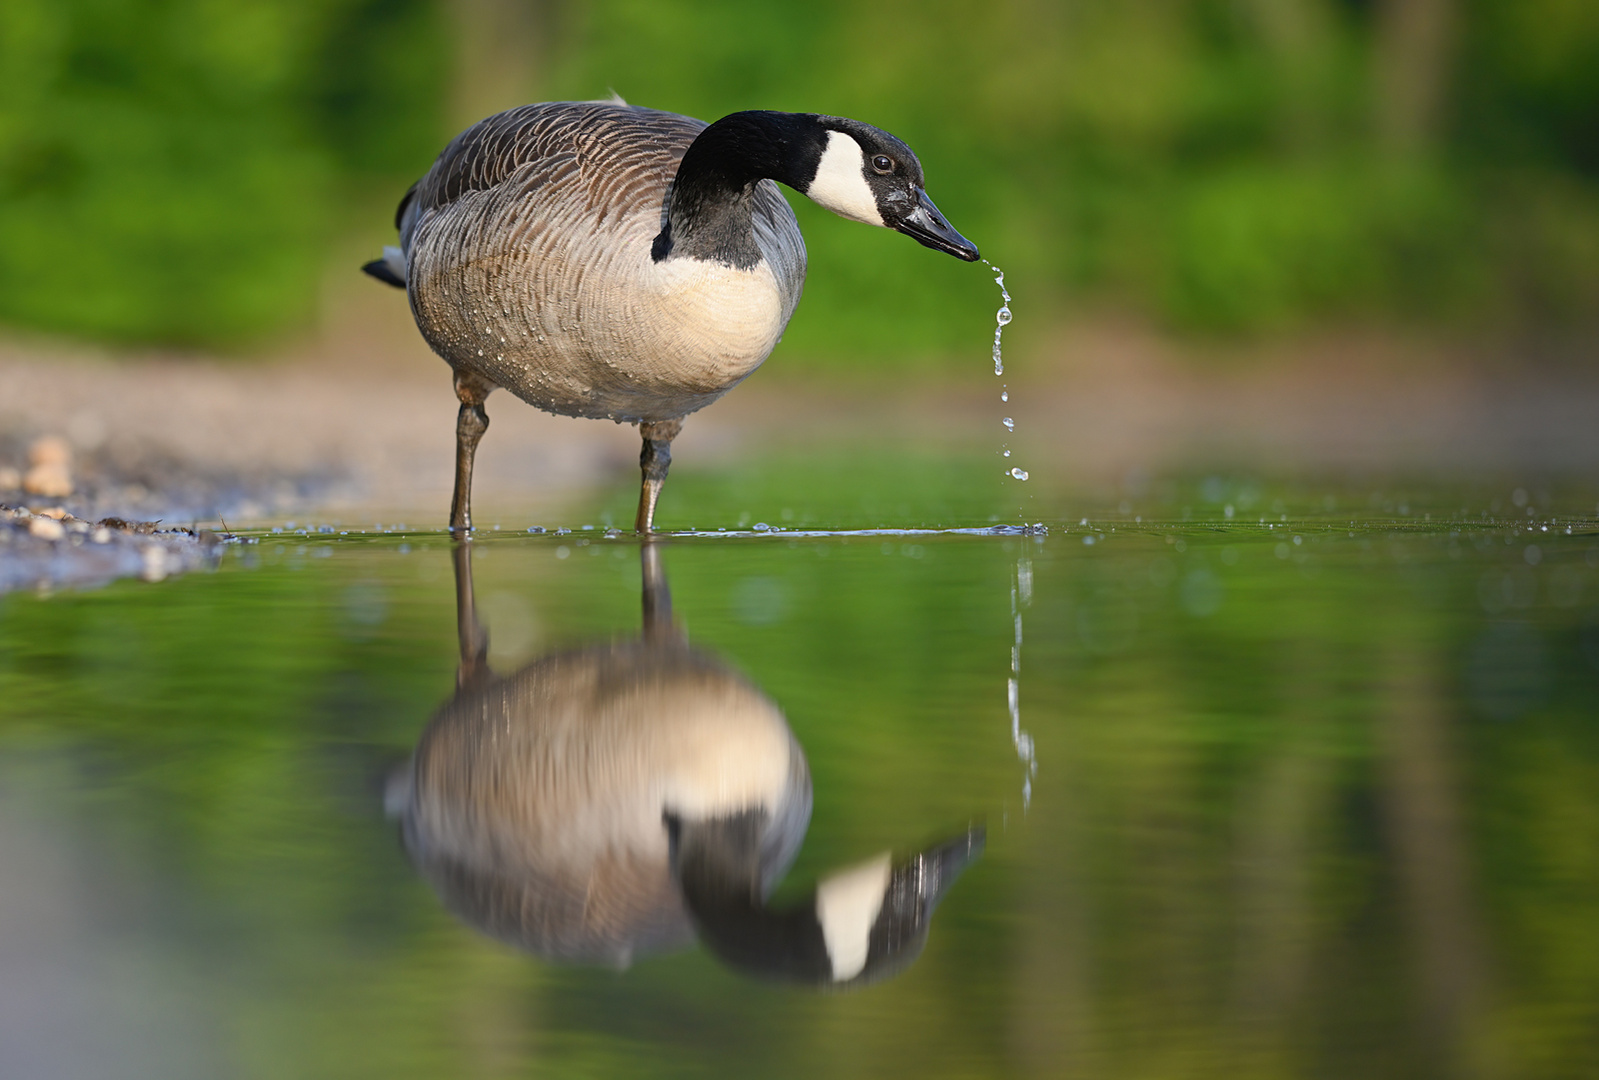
[871,155,894,174]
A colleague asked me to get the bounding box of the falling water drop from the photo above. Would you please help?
[984,260,1011,376]
[983,260,1031,512]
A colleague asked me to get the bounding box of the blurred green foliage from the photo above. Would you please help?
[0,0,448,346]
[1,0,1597,353]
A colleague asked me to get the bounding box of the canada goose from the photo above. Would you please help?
[364,101,979,533]
[387,542,983,984]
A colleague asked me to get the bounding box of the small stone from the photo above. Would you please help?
[28,517,65,541]
[140,545,168,582]
[27,436,72,467]
[91,527,111,544]
[35,506,69,520]
[23,465,71,497]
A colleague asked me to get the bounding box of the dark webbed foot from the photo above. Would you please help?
[636,418,684,534]
[449,372,495,534]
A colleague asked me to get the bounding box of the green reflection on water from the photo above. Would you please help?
[1,464,1598,1078]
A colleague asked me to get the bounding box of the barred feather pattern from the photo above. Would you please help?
[401,102,806,423]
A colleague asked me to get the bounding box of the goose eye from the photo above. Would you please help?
[871,155,894,174]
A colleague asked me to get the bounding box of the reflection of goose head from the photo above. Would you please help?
[389,543,811,967]
[672,817,984,987]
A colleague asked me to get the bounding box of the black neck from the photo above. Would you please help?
[653,111,822,268]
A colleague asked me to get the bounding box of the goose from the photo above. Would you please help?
[386,541,982,983]
[363,100,979,533]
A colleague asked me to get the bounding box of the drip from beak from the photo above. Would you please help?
[893,188,980,262]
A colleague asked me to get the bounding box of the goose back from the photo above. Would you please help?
[403,102,806,424]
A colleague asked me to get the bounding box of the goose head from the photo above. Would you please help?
[663,110,980,265]
[798,117,980,262]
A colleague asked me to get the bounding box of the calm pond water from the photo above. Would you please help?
[2,452,1597,1079]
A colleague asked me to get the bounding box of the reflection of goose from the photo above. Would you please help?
[388,542,980,984]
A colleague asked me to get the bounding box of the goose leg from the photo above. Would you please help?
[449,371,494,533]
[635,418,683,534]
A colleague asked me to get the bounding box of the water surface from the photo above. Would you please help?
[2,457,1597,1078]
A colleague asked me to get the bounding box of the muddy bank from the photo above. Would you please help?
[3,316,1598,593]
[0,334,642,530]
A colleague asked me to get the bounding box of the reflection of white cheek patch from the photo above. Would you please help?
[815,852,892,981]
[805,132,884,227]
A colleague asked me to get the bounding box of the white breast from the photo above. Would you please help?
[631,254,787,388]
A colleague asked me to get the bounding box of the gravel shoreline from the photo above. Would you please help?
[0,503,232,594]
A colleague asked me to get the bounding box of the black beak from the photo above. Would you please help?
[894,188,980,262]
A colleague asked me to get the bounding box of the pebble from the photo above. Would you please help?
[24,466,72,497]
[140,546,169,583]
[28,436,72,466]
[1,502,227,593]
[23,435,74,498]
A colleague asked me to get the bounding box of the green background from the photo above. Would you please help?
[2,0,1596,357]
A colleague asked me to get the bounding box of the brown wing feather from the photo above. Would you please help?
[400,102,707,253]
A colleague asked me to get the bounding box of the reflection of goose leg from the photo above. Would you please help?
[641,540,674,642]
[451,540,489,689]
[671,822,985,987]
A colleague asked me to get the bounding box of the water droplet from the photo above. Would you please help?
[1003,449,1011,457]
[1002,417,1014,431]
[986,263,1011,376]
[1001,390,1008,402]
[1009,468,1029,481]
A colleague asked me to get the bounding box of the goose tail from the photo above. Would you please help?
[362,245,407,289]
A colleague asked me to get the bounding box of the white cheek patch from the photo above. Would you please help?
[814,852,892,981]
[805,131,885,227]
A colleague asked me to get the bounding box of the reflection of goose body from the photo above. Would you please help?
[390,543,980,984]
[392,546,809,966]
